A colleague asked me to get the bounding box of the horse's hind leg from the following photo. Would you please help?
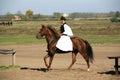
[86,58,90,71]
[80,52,90,71]
[84,54,90,71]
[68,53,77,69]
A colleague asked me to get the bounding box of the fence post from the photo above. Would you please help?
[12,52,16,66]
[0,49,16,66]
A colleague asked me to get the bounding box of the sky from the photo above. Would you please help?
[0,0,120,15]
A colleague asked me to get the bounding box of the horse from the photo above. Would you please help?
[36,25,94,71]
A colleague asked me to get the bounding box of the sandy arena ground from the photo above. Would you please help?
[0,43,120,80]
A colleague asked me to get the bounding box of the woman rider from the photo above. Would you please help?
[56,16,73,51]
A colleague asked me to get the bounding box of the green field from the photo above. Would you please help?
[0,19,120,44]
[0,65,21,70]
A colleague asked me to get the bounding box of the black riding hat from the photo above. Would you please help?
[60,16,66,20]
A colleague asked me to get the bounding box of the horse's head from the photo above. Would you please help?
[36,24,60,41]
[36,25,47,39]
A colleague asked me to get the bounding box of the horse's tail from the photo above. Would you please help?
[85,41,94,63]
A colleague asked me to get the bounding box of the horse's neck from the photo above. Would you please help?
[45,32,57,45]
[45,35,53,44]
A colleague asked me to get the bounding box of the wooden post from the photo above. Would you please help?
[108,56,120,75]
[114,58,119,75]
[12,52,16,66]
[0,49,16,66]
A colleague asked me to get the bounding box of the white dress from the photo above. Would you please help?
[56,24,73,51]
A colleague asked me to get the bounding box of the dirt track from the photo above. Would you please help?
[0,44,120,80]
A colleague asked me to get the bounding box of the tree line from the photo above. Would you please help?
[0,9,120,20]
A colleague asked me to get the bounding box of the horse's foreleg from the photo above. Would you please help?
[48,55,54,70]
[68,53,77,69]
[44,54,49,68]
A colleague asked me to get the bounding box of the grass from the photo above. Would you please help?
[0,65,21,70]
[0,34,120,44]
[0,35,45,44]
[80,35,120,44]
[0,20,120,44]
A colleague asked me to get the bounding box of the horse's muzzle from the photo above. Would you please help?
[36,34,42,39]
[36,35,40,39]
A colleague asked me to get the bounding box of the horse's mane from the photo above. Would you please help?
[47,26,60,39]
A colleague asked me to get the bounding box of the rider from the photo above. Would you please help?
[56,16,73,51]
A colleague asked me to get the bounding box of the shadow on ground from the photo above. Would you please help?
[20,67,48,72]
[98,70,120,75]
[20,67,86,72]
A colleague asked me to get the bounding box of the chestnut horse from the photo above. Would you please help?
[36,25,94,71]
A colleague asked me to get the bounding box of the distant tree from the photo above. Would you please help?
[0,15,5,20]
[25,9,33,20]
[53,12,62,18]
[95,14,104,18]
[16,11,22,16]
[69,12,94,18]
[33,14,42,19]
[107,11,115,17]
[6,12,14,20]
[16,10,25,19]
[115,11,120,18]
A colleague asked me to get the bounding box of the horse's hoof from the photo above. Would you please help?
[68,67,71,70]
[87,69,90,71]
[47,68,53,71]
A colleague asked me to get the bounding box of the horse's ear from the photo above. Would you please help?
[41,24,45,28]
